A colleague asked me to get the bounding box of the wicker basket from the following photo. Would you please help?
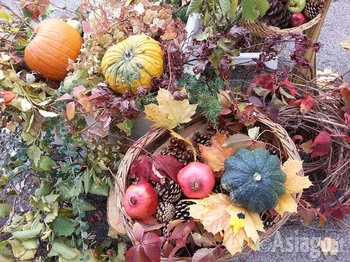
[115,111,304,261]
[240,14,322,38]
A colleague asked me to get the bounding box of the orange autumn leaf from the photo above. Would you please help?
[198,132,235,173]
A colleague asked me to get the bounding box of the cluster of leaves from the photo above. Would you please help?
[185,0,270,31]
[184,26,251,77]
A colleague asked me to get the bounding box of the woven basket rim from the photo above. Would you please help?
[241,13,322,38]
[115,111,304,261]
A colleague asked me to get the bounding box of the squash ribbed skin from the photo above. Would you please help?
[101,35,163,94]
[221,148,286,213]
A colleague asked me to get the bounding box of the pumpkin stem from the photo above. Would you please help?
[253,172,262,181]
[190,179,202,192]
[124,50,134,60]
[130,196,137,205]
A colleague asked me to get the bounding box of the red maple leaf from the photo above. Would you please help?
[280,80,298,96]
[311,131,331,159]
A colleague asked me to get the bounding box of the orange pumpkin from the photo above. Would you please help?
[24,19,83,81]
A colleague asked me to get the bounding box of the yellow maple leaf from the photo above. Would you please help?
[198,132,235,173]
[275,159,312,216]
[189,193,264,256]
[317,237,338,256]
[144,89,197,129]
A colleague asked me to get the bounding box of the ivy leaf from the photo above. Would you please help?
[52,216,75,237]
[186,0,204,16]
[0,204,11,218]
[38,156,57,171]
[242,0,270,20]
[311,131,331,159]
[144,89,197,130]
[117,118,135,136]
[198,132,235,173]
[27,145,42,166]
[66,101,75,120]
[274,159,312,216]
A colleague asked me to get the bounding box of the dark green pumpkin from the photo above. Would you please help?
[221,148,286,213]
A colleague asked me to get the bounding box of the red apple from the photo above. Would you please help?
[123,182,158,219]
[177,162,215,198]
[290,13,307,27]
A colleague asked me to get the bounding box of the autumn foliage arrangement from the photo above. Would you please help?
[0,0,349,261]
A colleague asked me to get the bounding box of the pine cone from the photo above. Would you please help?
[161,137,194,165]
[193,132,212,146]
[173,200,195,220]
[304,0,325,20]
[260,211,275,228]
[150,178,182,203]
[259,0,291,29]
[155,202,175,223]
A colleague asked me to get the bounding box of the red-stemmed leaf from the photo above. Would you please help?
[66,101,75,120]
[130,157,155,182]
[280,80,298,96]
[73,85,86,97]
[142,232,165,262]
[78,95,92,112]
[311,131,331,159]
[3,91,16,104]
[57,93,73,101]
[126,245,150,262]
[153,155,183,183]
[133,222,145,242]
[297,94,314,115]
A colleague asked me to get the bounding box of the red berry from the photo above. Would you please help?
[48,249,51,253]
[0,200,3,204]
[90,217,95,222]
[107,250,113,256]
[94,253,98,258]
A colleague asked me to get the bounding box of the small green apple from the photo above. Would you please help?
[286,0,306,13]
[67,20,83,36]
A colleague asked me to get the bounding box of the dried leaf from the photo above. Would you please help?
[107,189,126,235]
[223,133,266,151]
[66,101,75,120]
[300,140,313,154]
[317,237,338,256]
[311,131,331,159]
[144,89,197,129]
[199,132,235,173]
[340,39,350,51]
[298,208,316,226]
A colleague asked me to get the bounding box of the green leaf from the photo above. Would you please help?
[42,3,57,19]
[34,181,51,197]
[242,0,270,20]
[12,223,43,240]
[38,156,57,171]
[0,204,10,218]
[219,0,231,15]
[52,216,75,237]
[73,200,96,212]
[83,169,92,194]
[8,239,36,261]
[118,242,127,261]
[52,241,77,260]
[21,239,38,250]
[44,213,57,223]
[27,145,42,166]
[186,0,205,16]
[0,241,8,248]
[89,180,109,196]
[117,118,135,136]
[44,193,60,204]
[21,132,36,145]
[0,246,14,262]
